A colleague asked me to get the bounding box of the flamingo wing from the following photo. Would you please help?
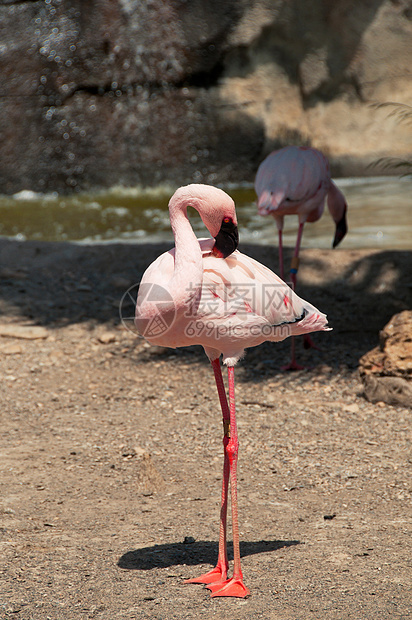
[201,249,321,330]
[255,146,331,216]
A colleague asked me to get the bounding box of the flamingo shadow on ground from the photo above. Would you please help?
[118,539,299,571]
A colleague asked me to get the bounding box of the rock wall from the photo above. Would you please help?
[359,310,412,407]
[0,0,411,193]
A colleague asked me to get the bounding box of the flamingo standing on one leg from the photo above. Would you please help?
[135,184,330,598]
[254,145,348,370]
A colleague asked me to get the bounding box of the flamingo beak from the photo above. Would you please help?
[211,246,224,258]
[212,218,239,258]
[332,206,348,248]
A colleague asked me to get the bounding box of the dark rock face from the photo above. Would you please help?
[0,0,411,193]
[359,311,412,407]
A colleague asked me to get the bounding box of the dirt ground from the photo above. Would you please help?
[0,238,411,620]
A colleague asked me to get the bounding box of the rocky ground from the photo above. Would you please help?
[0,239,411,620]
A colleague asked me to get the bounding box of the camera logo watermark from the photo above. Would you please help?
[120,282,177,338]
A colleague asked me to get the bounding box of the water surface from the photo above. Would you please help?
[0,177,410,250]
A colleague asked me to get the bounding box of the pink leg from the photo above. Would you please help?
[290,221,305,289]
[303,334,321,351]
[282,222,306,371]
[207,366,250,598]
[291,222,321,352]
[278,229,284,281]
[184,358,229,585]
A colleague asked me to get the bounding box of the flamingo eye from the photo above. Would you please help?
[223,217,231,224]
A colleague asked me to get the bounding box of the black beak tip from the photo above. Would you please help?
[213,220,239,258]
[332,212,348,249]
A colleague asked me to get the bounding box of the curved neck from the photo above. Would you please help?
[327,181,347,223]
[169,199,203,309]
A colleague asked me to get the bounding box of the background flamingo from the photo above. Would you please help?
[135,184,330,598]
[255,145,348,369]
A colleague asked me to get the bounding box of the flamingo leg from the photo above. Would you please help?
[282,222,306,371]
[292,222,322,352]
[207,366,250,598]
[278,228,284,281]
[303,334,322,351]
[184,358,230,585]
[290,221,304,289]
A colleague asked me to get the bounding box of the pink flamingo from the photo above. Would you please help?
[135,184,330,598]
[255,145,347,369]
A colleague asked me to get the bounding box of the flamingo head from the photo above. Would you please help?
[211,216,239,258]
[169,184,239,259]
[185,184,238,258]
[327,182,348,248]
[332,204,348,248]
